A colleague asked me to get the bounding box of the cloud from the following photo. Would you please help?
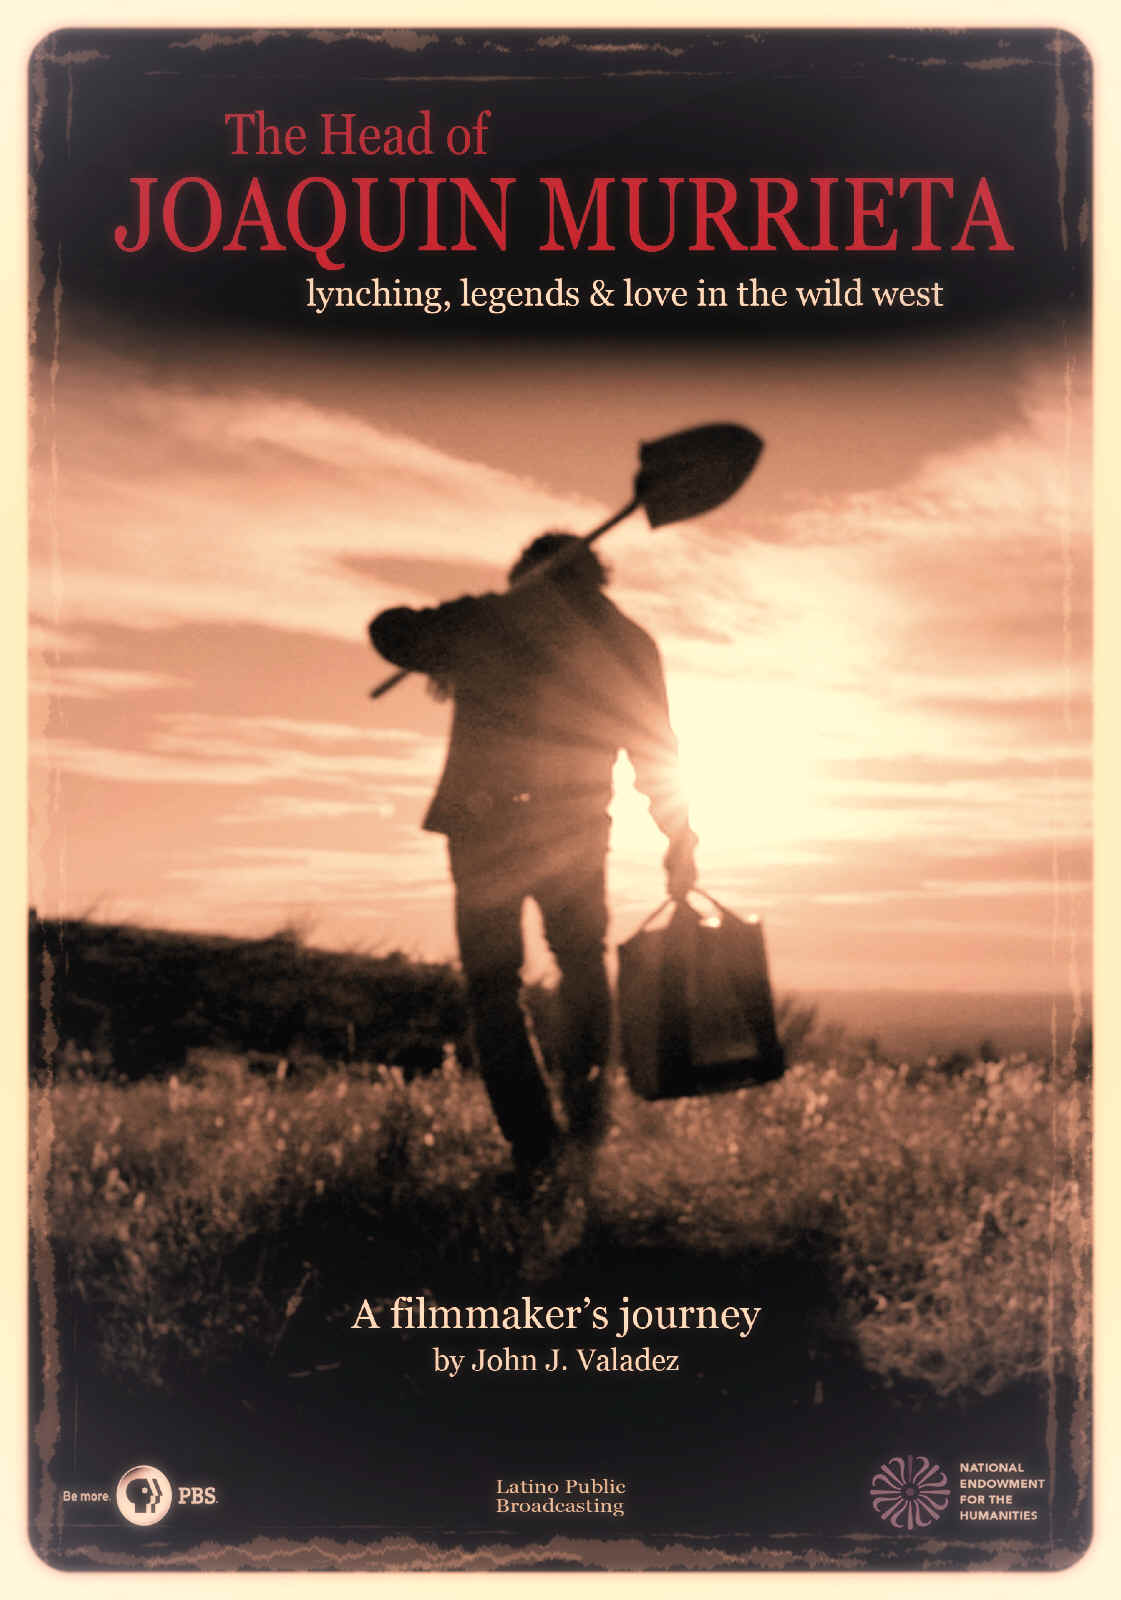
[28,622,91,656]
[341,553,506,598]
[31,350,603,643]
[33,713,445,801]
[159,838,459,958]
[824,753,1090,783]
[30,665,188,700]
[167,840,449,900]
[217,795,395,824]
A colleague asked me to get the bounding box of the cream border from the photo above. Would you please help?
[5,4,1114,1597]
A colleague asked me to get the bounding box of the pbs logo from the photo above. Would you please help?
[115,1466,173,1526]
[115,1466,218,1526]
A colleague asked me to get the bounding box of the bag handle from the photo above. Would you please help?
[632,887,735,934]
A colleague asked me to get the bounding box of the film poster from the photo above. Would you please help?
[27,24,1092,1576]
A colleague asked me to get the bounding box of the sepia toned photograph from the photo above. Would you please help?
[27,25,1091,1571]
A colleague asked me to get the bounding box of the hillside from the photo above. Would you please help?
[29,914,1091,1083]
[29,914,467,1078]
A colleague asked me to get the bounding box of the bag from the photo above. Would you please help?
[617,891,786,1100]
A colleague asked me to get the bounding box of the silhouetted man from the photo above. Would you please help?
[369,533,697,1186]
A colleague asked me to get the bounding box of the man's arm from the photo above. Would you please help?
[620,630,699,898]
[368,596,488,676]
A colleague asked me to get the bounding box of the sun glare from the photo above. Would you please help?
[610,676,824,868]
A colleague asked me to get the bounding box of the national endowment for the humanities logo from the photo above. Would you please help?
[869,1455,950,1531]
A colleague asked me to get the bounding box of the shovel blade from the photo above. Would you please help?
[636,423,763,528]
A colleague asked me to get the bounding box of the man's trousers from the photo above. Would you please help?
[447,814,612,1172]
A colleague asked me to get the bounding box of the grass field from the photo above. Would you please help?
[34,1029,1090,1405]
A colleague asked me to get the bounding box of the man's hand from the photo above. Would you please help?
[664,827,699,901]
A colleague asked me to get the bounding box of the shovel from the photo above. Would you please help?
[369,421,763,699]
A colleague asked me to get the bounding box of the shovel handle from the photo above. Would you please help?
[368,494,641,700]
[370,665,410,700]
[580,493,641,547]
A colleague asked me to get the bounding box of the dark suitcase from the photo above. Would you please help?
[617,892,786,1100]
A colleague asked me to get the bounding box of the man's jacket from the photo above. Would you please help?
[369,585,690,842]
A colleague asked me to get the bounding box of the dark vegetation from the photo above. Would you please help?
[32,913,1067,1087]
[30,913,468,1079]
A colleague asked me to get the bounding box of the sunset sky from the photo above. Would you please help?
[25,25,1092,998]
[29,311,1091,994]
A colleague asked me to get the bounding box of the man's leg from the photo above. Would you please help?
[448,834,560,1174]
[534,820,612,1147]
